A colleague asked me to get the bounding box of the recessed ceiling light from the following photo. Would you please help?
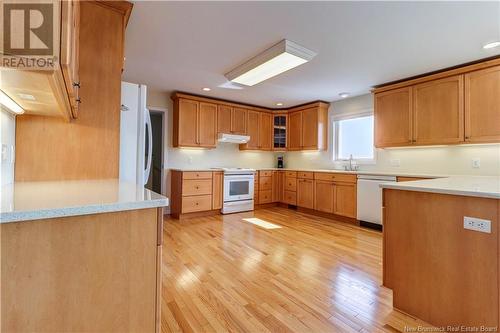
[483,41,500,49]
[276,102,284,106]
[339,92,350,98]
[18,93,36,101]
[202,87,211,91]
[225,39,316,86]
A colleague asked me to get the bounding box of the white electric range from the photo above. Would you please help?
[214,168,256,214]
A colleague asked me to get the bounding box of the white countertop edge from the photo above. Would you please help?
[1,198,169,224]
[381,183,500,199]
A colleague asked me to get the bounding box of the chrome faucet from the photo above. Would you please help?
[343,154,359,171]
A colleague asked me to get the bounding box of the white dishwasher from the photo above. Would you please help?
[356,175,397,227]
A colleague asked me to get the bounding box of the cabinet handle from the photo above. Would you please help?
[76,98,81,104]
[73,82,81,88]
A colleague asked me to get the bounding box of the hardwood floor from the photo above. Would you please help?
[161,207,427,333]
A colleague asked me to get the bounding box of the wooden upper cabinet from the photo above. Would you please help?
[288,111,302,150]
[60,0,80,118]
[413,75,464,145]
[297,179,314,209]
[175,99,198,147]
[301,107,319,149]
[465,65,500,143]
[259,112,272,150]
[374,87,413,148]
[173,98,217,148]
[314,180,334,213]
[243,110,260,149]
[217,105,232,133]
[232,108,247,134]
[198,102,217,147]
[333,183,357,218]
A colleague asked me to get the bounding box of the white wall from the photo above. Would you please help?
[287,94,500,176]
[149,90,500,191]
[147,90,277,210]
[0,108,16,185]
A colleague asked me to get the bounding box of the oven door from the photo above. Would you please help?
[223,175,254,202]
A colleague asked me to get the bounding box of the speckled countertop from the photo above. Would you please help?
[0,179,169,223]
[380,176,500,199]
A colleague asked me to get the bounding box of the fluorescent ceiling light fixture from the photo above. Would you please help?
[339,92,350,98]
[225,39,316,86]
[0,90,24,114]
[483,41,500,49]
[202,87,211,91]
[276,102,284,106]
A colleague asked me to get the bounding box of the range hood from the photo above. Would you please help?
[218,133,250,144]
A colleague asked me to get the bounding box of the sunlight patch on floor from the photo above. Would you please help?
[242,217,282,229]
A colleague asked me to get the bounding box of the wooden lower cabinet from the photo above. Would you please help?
[283,190,297,205]
[333,182,357,218]
[1,208,162,332]
[171,170,222,218]
[314,180,334,213]
[297,179,314,209]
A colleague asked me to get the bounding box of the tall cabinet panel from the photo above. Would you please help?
[259,112,272,150]
[198,102,217,147]
[374,87,413,148]
[301,107,319,149]
[465,65,500,143]
[243,110,260,149]
[176,99,198,146]
[288,111,302,150]
[413,75,464,145]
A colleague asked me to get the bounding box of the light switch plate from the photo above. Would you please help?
[390,159,400,167]
[472,158,480,168]
[464,216,491,233]
[1,144,9,162]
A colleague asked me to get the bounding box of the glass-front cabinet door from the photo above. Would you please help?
[273,114,287,150]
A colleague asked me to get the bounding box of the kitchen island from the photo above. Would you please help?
[1,180,168,332]
[381,176,500,329]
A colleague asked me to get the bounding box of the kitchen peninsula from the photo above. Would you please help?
[381,176,500,328]
[0,179,168,331]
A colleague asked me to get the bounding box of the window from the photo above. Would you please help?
[334,115,375,162]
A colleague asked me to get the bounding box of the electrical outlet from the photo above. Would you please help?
[390,159,401,167]
[472,158,480,168]
[464,216,491,233]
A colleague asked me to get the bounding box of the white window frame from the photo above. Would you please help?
[333,110,376,165]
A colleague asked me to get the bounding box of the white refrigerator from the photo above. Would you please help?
[119,81,152,186]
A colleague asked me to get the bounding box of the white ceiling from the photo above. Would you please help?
[123,1,500,108]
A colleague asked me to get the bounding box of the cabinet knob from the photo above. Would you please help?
[76,98,81,104]
[73,82,81,88]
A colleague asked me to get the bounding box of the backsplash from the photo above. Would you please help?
[286,145,500,176]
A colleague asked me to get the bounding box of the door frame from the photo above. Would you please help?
[148,107,167,196]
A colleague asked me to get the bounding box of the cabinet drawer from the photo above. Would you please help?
[259,190,272,204]
[285,171,297,178]
[260,170,273,177]
[284,177,297,191]
[182,179,212,196]
[283,191,297,205]
[183,171,213,180]
[259,176,272,190]
[314,172,356,183]
[182,195,212,213]
[297,171,314,179]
